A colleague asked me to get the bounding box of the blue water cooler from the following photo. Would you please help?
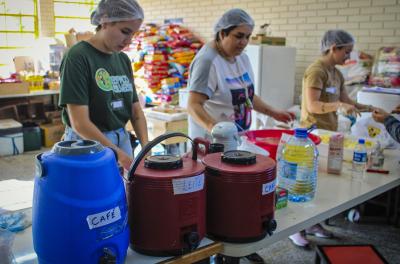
[32,140,129,264]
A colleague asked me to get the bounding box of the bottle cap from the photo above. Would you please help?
[358,138,365,144]
[294,128,308,138]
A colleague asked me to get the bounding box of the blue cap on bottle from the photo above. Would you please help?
[358,138,365,144]
[294,128,308,138]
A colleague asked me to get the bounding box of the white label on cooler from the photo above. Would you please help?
[262,180,276,195]
[172,173,204,195]
[86,206,121,230]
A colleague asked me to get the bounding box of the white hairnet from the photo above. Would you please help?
[214,8,254,34]
[90,0,144,26]
[320,29,354,53]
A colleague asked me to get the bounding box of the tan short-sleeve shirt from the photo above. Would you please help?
[300,58,345,131]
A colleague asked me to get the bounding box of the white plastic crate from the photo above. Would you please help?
[0,119,24,156]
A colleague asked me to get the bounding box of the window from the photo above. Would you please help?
[54,0,99,41]
[0,0,38,74]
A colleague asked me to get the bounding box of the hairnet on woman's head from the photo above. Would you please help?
[320,29,355,53]
[213,8,254,33]
[90,0,144,26]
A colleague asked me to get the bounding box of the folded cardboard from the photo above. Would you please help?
[0,82,29,96]
[13,56,35,72]
[250,36,286,46]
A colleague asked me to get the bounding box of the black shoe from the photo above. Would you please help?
[245,253,265,264]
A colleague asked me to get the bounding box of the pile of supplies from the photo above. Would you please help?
[127,23,203,105]
[369,47,400,87]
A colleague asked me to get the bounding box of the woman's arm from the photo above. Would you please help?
[187,91,216,133]
[252,95,294,123]
[372,107,400,143]
[67,104,133,170]
[306,87,356,114]
[340,89,373,112]
[130,101,148,147]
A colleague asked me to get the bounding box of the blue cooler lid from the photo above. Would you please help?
[52,140,104,155]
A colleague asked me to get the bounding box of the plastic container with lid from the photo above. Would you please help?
[0,119,24,156]
[203,150,277,242]
[278,128,318,202]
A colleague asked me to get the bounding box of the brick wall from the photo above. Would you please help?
[38,0,400,104]
[139,0,400,104]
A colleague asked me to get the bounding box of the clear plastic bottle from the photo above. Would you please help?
[352,138,367,181]
[278,128,318,202]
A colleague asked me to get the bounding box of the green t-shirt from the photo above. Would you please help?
[59,41,138,131]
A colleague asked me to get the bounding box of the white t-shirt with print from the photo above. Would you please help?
[187,43,255,139]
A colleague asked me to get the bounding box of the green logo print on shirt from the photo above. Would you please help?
[95,68,132,93]
[95,68,113,91]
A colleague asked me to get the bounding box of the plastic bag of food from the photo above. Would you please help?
[351,114,395,148]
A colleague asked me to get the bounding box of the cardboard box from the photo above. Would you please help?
[13,56,35,72]
[40,123,65,147]
[250,36,286,46]
[127,117,188,145]
[0,82,29,96]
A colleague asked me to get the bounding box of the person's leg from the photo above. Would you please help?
[103,128,133,158]
[305,223,333,238]
[64,126,133,158]
[245,253,265,264]
[289,231,309,247]
[63,126,81,141]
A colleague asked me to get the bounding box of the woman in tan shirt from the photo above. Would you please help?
[300,29,374,131]
[293,30,375,247]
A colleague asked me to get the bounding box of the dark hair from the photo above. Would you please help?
[95,22,117,32]
[215,25,237,41]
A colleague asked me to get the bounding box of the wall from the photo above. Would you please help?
[139,0,400,104]
[38,0,55,37]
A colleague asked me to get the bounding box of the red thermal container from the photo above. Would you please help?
[203,150,277,242]
[128,133,206,256]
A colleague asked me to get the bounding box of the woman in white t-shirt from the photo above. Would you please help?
[187,8,294,141]
[186,8,293,264]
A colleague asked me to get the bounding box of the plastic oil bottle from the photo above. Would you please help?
[278,128,318,202]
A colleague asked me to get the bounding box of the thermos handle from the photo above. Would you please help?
[193,137,210,156]
[35,153,45,177]
[128,132,196,182]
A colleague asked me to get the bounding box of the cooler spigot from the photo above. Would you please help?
[263,219,277,236]
[99,248,116,264]
[184,231,200,251]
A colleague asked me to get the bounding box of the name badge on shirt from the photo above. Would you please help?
[326,86,337,94]
[111,99,123,110]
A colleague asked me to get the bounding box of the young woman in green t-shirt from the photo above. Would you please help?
[59,0,148,171]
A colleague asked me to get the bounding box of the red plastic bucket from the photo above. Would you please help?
[245,129,321,160]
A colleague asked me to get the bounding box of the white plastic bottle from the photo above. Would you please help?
[352,139,367,181]
[278,128,318,202]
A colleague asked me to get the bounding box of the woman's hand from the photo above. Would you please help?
[372,108,390,123]
[338,102,361,117]
[391,104,400,114]
[116,149,133,171]
[272,110,295,123]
